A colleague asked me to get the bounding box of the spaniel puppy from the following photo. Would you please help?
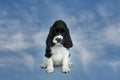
[41,20,73,73]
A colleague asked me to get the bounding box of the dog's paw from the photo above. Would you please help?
[62,66,70,73]
[46,67,54,74]
[40,63,47,69]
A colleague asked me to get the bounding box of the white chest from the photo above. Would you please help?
[51,45,69,66]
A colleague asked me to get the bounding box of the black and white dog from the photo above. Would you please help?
[41,20,73,73]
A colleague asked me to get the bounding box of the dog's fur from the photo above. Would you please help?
[41,20,73,73]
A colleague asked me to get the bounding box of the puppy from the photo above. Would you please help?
[41,20,73,73]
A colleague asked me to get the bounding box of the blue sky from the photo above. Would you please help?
[0,0,120,80]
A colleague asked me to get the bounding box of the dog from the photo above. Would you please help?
[41,20,73,73]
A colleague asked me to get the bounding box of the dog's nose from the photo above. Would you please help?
[56,38,62,43]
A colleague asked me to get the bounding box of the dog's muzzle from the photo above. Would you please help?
[53,35,64,44]
[55,38,62,43]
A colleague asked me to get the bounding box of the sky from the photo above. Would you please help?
[0,0,120,80]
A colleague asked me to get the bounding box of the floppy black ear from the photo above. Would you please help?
[46,27,55,47]
[63,28,73,49]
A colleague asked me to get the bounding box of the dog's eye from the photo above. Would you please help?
[61,29,64,33]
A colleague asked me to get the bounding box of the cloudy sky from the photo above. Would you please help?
[0,0,120,80]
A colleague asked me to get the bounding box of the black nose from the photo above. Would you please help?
[56,38,62,43]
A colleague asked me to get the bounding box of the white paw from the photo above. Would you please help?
[40,63,47,69]
[46,67,54,73]
[62,66,70,73]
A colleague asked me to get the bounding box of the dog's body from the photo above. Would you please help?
[41,20,73,73]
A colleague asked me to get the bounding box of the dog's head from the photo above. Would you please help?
[46,20,73,48]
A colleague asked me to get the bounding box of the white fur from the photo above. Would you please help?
[41,44,71,73]
[51,44,69,66]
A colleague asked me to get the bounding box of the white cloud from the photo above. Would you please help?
[44,0,77,28]
[103,23,120,45]
[0,29,36,72]
[97,4,111,23]
[76,43,94,71]
[0,19,21,32]
[72,30,95,71]
[97,4,108,18]
[108,61,120,70]
[23,54,35,71]
[73,3,120,71]
[32,31,47,47]
[0,53,35,71]
[0,33,29,51]
[0,6,43,71]
[79,11,95,23]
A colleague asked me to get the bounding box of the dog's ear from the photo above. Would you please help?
[63,28,73,49]
[46,27,55,47]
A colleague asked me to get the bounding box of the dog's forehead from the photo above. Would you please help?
[53,26,65,30]
[57,22,65,26]
[56,23,66,28]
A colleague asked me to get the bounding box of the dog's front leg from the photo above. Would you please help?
[46,58,54,73]
[62,56,70,73]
